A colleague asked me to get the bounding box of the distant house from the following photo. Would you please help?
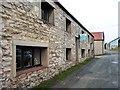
[91,32,105,55]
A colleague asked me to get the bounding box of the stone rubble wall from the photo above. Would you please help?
[0,0,94,89]
[94,41,104,55]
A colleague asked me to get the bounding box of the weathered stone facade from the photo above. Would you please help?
[94,41,104,55]
[0,0,94,89]
[91,32,104,55]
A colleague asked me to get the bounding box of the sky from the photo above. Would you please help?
[59,0,119,43]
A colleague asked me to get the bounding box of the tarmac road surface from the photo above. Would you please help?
[52,51,119,88]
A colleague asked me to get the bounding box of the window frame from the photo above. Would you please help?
[66,18,71,33]
[66,48,71,61]
[81,49,85,58]
[82,31,84,34]
[16,46,42,71]
[41,2,54,25]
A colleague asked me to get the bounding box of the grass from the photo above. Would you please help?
[33,57,95,89]
[111,47,120,52]
[95,53,111,56]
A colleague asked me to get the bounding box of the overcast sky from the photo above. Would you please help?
[59,0,119,43]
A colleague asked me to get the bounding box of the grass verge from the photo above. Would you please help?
[111,47,120,52]
[95,53,111,56]
[33,57,95,89]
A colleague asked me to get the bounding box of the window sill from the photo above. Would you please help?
[66,60,72,63]
[41,19,55,26]
[65,31,71,34]
[16,66,46,76]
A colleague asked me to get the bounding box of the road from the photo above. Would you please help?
[52,51,119,88]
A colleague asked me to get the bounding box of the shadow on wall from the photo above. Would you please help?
[118,39,120,47]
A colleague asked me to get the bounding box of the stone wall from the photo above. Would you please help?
[94,41,104,55]
[0,0,94,89]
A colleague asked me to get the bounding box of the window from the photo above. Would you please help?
[82,31,84,34]
[41,2,54,24]
[88,49,90,57]
[66,18,71,33]
[66,48,71,61]
[81,49,85,58]
[90,43,92,49]
[88,35,90,43]
[16,46,47,71]
[78,35,80,48]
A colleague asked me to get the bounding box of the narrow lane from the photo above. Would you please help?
[52,51,119,88]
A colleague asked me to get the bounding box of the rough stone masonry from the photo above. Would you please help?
[0,0,94,89]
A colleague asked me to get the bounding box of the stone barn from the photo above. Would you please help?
[0,0,94,88]
[91,32,104,55]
